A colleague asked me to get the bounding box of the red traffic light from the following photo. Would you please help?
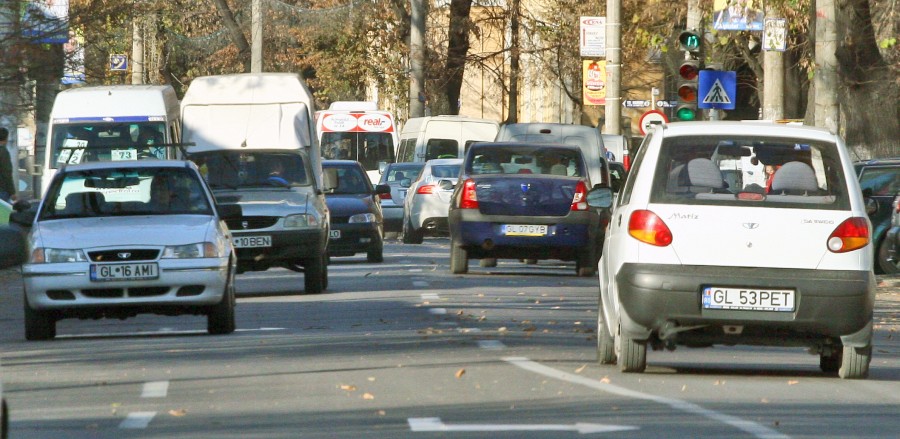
[679,61,699,80]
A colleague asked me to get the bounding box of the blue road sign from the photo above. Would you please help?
[110,54,128,71]
[698,70,736,110]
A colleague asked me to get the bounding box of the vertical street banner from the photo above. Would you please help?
[583,60,607,106]
[763,18,787,51]
[579,17,606,58]
[21,0,69,44]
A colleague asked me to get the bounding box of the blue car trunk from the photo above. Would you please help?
[474,176,577,216]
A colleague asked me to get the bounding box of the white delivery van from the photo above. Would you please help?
[396,115,499,165]
[180,72,330,293]
[316,101,397,184]
[41,84,181,195]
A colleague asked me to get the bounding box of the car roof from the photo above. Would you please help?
[59,159,197,173]
[424,158,464,166]
[657,121,839,142]
[467,142,583,152]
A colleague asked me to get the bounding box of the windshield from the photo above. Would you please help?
[190,151,311,189]
[49,121,169,168]
[320,132,395,172]
[324,165,372,195]
[39,167,212,220]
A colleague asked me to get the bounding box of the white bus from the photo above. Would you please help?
[316,102,397,184]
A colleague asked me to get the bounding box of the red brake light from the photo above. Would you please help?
[623,150,631,172]
[459,179,478,209]
[827,217,869,253]
[571,181,588,211]
[416,184,435,195]
[628,210,672,246]
[378,192,391,200]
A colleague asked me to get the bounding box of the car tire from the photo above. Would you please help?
[838,344,872,379]
[617,329,647,373]
[450,239,468,274]
[576,247,597,277]
[876,239,898,274]
[402,218,424,244]
[208,269,236,335]
[367,238,384,263]
[597,298,617,365]
[24,299,55,341]
[524,259,538,265]
[322,256,329,291]
[480,258,497,268]
[305,253,326,294]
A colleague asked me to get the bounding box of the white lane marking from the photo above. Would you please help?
[414,281,431,288]
[141,381,168,398]
[420,292,439,300]
[504,357,790,439]
[457,327,481,333]
[408,417,637,434]
[429,308,447,315]
[478,340,505,350]
[119,412,156,429]
[56,327,282,339]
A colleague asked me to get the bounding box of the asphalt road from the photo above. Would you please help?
[1,238,898,438]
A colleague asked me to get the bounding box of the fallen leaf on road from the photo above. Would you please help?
[377,410,386,416]
[455,368,466,379]
[368,377,376,382]
[787,380,799,385]
[600,376,611,384]
[761,398,770,404]
[498,327,507,332]
[575,364,587,373]
[340,385,358,391]
[168,409,187,417]
[363,393,375,400]
[682,385,687,391]
[364,272,372,277]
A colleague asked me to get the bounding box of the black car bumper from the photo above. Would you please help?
[328,223,382,257]
[232,229,326,271]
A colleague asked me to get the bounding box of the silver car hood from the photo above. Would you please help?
[33,216,218,249]
[214,188,311,216]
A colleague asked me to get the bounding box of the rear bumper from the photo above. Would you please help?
[614,263,875,347]
[381,206,404,232]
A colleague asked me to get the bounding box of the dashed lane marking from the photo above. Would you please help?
[141,381,168,398]
[119,412,156,429]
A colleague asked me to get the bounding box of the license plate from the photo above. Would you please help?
[702,286,795,312]
[233,235,272,248]
[90,263,158,282]
[329,230,341,239]
[503,224,548,236]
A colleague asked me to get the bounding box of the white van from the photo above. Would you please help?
[41,84,181,195]
[316,102,398,184]
[396,115,499,164]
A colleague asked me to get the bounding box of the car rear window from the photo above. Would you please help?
[650,135,850,210]
[466,145,584,177]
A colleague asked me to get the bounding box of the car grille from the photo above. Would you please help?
[330,216,350,224]
[88,249,160,262]
[225,216,280,230]
[81,287,170,298]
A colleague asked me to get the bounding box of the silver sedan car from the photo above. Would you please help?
[377,162,424,235]
[10,160,242,340]
[402,158,463,244]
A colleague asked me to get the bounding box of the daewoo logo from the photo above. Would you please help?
[117,252,131,259]
[743,223,759,229]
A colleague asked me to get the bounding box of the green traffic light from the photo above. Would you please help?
[679,31,701,52]
[676,107,697,121]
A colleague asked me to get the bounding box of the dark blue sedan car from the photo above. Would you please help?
[322,160,391,262]
[447,142,609,276]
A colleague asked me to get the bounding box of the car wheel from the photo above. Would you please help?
[450,239,468,274]
[367,237,384,263]
[617,327,647,373]
[402,218,424,244]
[838,344,872,379]
[597,297,616,365]
[305,253,326,294]
[480,258,497,268]
[24,298,55,341]
[876,239,899,274]
[576,247,597,277]
[322,255,329,291]
[208,269,236,335]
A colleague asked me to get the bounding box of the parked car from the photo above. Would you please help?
[853,158,900,273]
[448,143,608,276]
[589,121,874,378]
[9,160,242,340]
[188,148,330,294]
[377,162,425,235]
[322,160,391,262]
[402,158,463,244]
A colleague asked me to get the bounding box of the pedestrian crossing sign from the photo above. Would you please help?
[698,70,736,110]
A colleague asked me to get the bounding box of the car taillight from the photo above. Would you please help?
[378,192,392,200]
[623,150,631,172]
[628,210,672,246]
[827,217,869,253]
[459,179,478,209]
[570,181,588,211]
[417,184,435,195]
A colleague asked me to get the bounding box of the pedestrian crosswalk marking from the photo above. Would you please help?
[702,79,732,104]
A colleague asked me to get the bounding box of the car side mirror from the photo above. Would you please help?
[438,179,455,191]
[865,197,878,216]
[374,184,391,195]
[587,187,614,209]
[218,203,243,220]
[400,178,412,188]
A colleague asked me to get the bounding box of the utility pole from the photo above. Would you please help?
[762,8,784,120]
[132,15,144,84]
[814,0,839,132]
[408,0,425,118]
[251,0,263,73]
[603,0,622,135]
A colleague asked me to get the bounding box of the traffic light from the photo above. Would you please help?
[678,29,702,54]
[675,59,699,121]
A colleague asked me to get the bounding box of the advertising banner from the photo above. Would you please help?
[713,0,764,31]
[582,60,607,106]
[22,0,69,44]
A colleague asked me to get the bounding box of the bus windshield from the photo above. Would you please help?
[48,121,168,169]
[320,132,395,176]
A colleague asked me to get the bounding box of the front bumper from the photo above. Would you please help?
[328,223,381,256]
[614,263,875,347]
[232,229,326,267]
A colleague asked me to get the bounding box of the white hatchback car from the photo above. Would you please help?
[402,158,463,244]
[10,160,242,340]
[588,122,874,379]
